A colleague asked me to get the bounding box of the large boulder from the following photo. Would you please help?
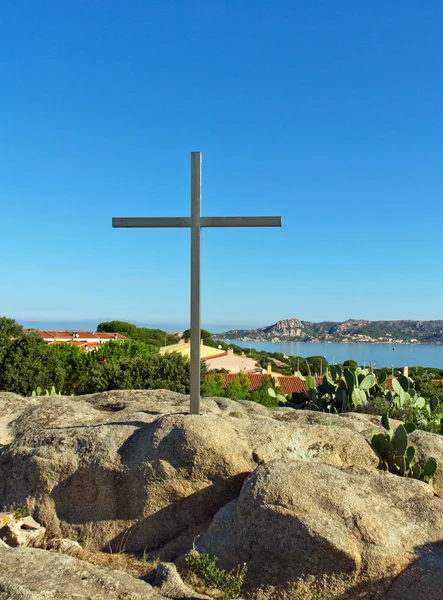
[0,546,162,600]
[384,540,443,600]
[1,389,443,598]
[0,390,381,553]
[197,459,443,597]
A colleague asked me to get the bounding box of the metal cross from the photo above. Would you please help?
[113,152,282,415]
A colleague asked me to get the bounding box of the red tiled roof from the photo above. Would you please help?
[277,376,308,395]
[201,351,228,361]
[69,331,99,338]
[38,330,127,344]
[94,332,127,340]
[385,376,394,392]
[217,373,311,394]
[37,330,55,339]
[38,331,72,339]
[219,372,270,391]
[38,330,127,341]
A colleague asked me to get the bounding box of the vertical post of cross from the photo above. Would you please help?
[112,152,282,415]
[190,152,202,414]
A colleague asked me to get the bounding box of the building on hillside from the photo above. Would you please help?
[35,330,127,351]
[203,348,257,373]
[159,339,226,360]
[159,341,258,373]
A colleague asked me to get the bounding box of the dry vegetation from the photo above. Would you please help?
[74,548,159,580]
[72,548,343,600]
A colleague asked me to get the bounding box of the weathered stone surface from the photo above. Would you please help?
[2,389,443,598]
[20,515,40,529]
[0,390,383,553]
[0,546,163,600]
[0,516,45,547]
[410,428,443,497]
[384,540,443,600]
[197,459,443,595]
[46,537,82,554]
[154,562,210,599]
[0,393,38,446]
[251,424,378,468]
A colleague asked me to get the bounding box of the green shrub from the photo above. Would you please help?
[251,381,281,407]
[185,548,246,600]
[225,371,250,401]
[203,373,225,397]
[343,359,358,369]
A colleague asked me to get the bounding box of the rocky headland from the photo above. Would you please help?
[217,318,443,344]
[1,389,443,599]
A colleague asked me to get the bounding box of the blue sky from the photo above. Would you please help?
[1,1,442,331]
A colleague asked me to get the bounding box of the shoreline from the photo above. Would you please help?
[220,339,433,345]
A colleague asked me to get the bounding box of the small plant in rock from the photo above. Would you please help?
[371,413,438,484]
[110,529,131,554]
[185,547,246,600]
[139,548,150,562]
[31,385,60,397]
[12,503,29,521]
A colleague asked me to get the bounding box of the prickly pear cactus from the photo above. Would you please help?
[371,413,438,484]
[430,395,440,413]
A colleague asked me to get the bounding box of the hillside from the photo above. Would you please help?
[216,318,443,344]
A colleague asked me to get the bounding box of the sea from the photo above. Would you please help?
[230,340,443,370]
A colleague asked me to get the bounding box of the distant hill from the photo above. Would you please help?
[216,318,443,344]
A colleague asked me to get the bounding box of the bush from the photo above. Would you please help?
[204,373,225,397]
[185,548,246,600]
[251,381,280,407]
[225,371,250,401]
[0,333,65,396]
[343,359,358,369]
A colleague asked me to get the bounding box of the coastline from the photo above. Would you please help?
[227,340,443,368]
[221,338,429,345]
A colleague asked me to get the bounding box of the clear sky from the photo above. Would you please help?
[1,1,442,331]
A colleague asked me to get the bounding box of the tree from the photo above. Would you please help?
[92,339,158,361]
[0,332,65,396]
[343,359,358,370]
[203,373,225,397]
[0,317,23,365]
[97,321,178,347]
[225,371,250,401]
[182,328,213,344]
[96,321,137,337]
[133,328,178,347]
[250,380,279,407]
[306,356,329,375]
[50,343,86,394]
[74,352,194,396]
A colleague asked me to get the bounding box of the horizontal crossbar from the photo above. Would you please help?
[201,216,282,227]
[112,216,282,228]
[112,217,191,228]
